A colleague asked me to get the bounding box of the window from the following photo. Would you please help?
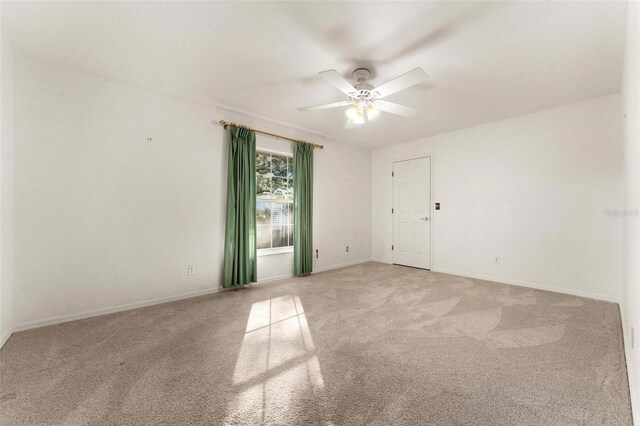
[256,151,294,252]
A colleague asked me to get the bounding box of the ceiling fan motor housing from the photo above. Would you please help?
[349,68,379,105]
[352,68,371,84]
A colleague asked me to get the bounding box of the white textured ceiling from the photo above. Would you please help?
[1,1,628,147]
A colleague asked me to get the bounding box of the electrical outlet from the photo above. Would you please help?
[346,246,349,253]
[494,256,500,264]
[188,265,195,276]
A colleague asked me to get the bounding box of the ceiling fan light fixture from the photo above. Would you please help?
[345,105,359,120]
[366,105,379,120]
[352,113,365,124]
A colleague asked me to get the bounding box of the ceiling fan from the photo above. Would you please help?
[297,67,428,129]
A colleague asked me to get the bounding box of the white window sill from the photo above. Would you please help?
[258,247,293,257]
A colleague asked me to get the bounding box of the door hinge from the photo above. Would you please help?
[392,245,394,251]
[392,208,394,214]
[392,171,394,177]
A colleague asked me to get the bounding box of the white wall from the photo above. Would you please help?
[0,30,15,347]
[372,94,624,302]
[623,1,640,423]
[12,56,371,330]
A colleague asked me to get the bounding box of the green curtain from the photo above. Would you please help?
[293,142,314,276]
[222,126,257,288]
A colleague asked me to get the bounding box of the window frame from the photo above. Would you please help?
[256,149,294,256]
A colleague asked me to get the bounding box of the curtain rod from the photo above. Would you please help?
[217,120,324,149]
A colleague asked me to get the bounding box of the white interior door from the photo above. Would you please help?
[392,157,431,269]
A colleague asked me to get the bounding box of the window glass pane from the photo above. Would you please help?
[272,223,288,248]
[287,157,293,179]
[285,179,294,201]
[256,152,271,172]
[256,152,294,250]
[273,177,288,198]
[286,204,294,225]
[257,153,272,196]
[257,174,271,196]
[272,155,287,177]
[269,203,286,227]
[256,202,270,225]
[257,225,271,249]
[288,224,294,246]
[280,203,288,226]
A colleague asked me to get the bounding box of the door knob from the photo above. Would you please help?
[420,217,429,221]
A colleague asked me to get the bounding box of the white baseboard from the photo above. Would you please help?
[0,329,12,349]
[312,258,373,273]
[619,303,639,425]
[12,286,224,333]
[257,258,373,283]
[257,273,294,284]
[431,267,621,304]
[11,259,374,334]
[368,261,618,303]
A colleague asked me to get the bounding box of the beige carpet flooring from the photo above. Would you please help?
[0,262,633,425]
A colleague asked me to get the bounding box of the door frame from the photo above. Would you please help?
[390,152,434,270]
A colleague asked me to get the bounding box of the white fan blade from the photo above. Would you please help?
[375,100,418,117]
[319,70,357,95]
[297,101,352,112]
[344,118,361,129]
[373,68,428,98]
